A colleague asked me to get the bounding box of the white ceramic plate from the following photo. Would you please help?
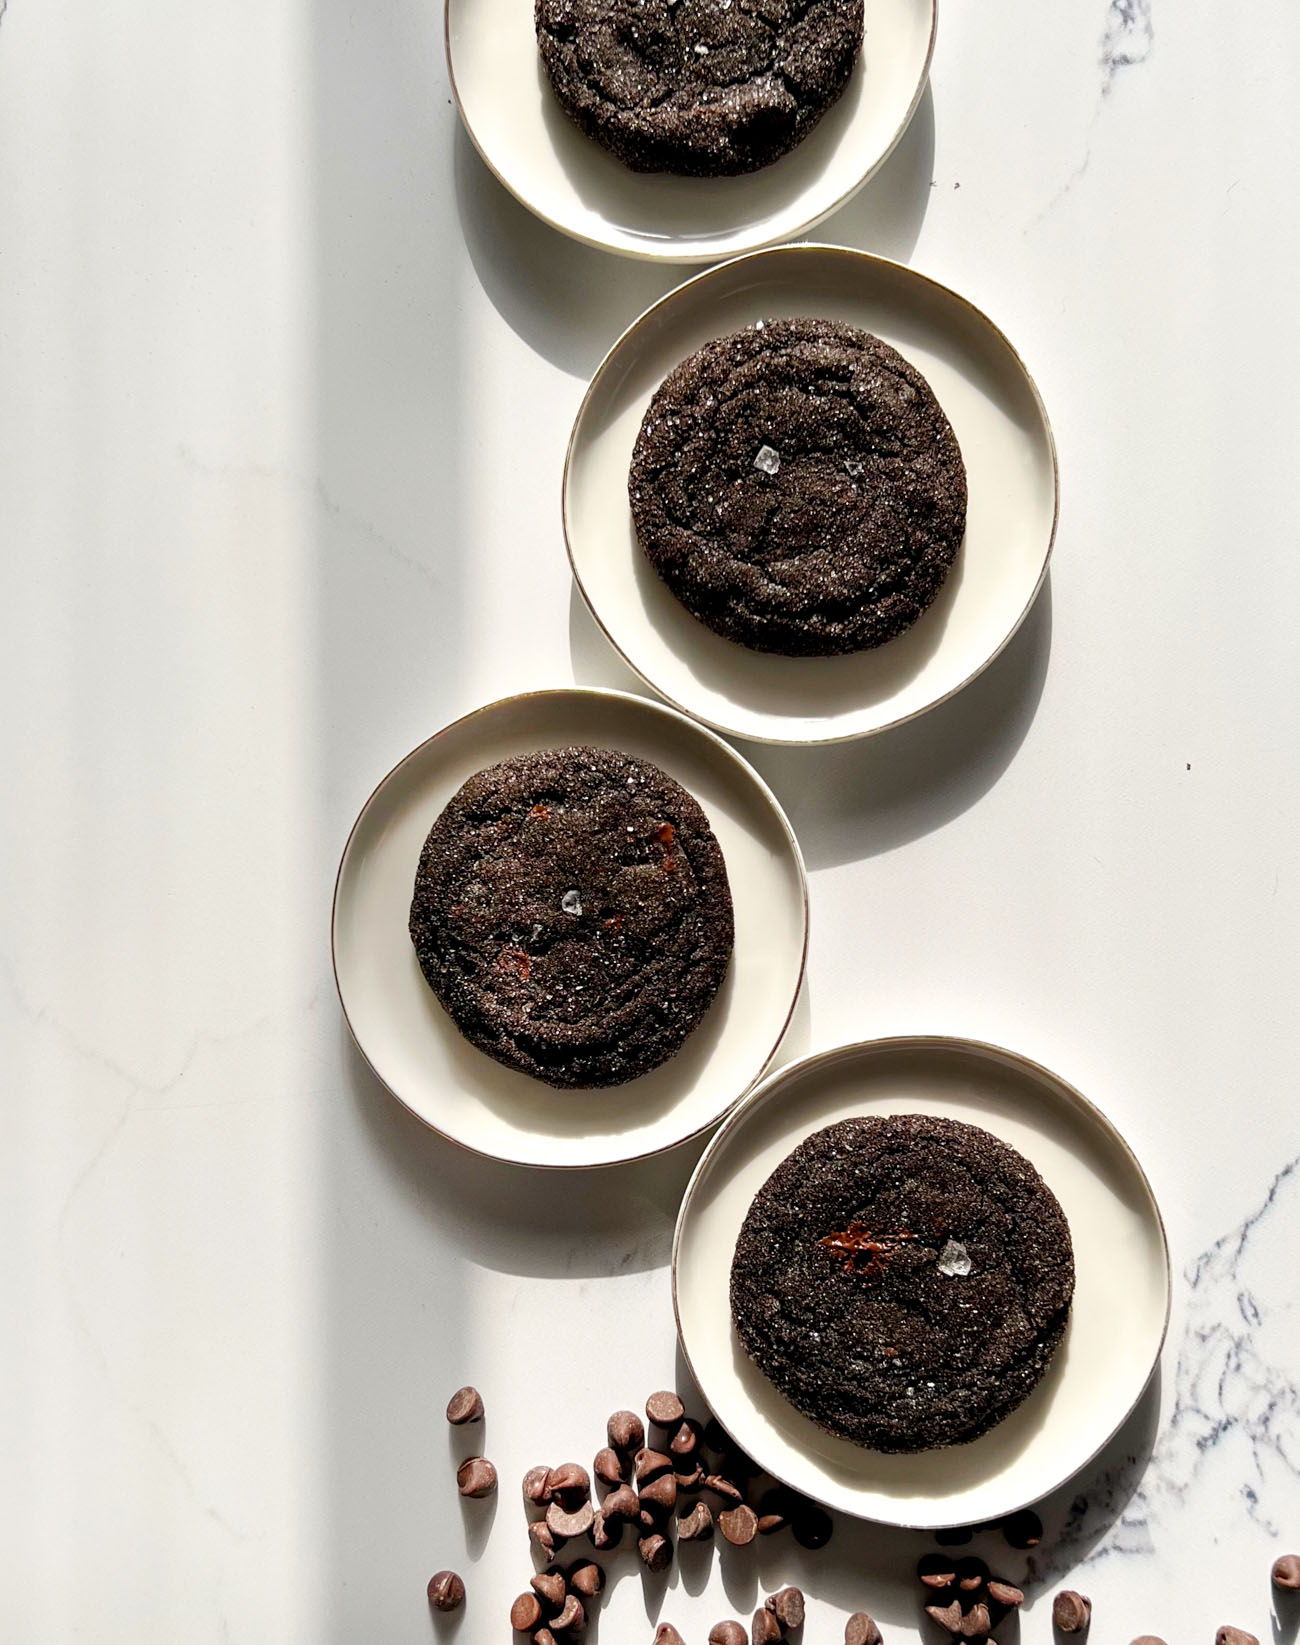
[332,688,808,1168]
[565,245,1059,744]
[673,1037,1169,1525]
[445,0,936,262]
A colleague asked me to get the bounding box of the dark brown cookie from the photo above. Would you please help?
[408,746,733,1088]
[535,0,862,177]
[630,318,967,656]
[730,1115,1074,1451]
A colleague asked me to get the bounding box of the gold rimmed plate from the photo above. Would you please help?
[672,1037,1169,1525]
[445,0,936,262]
[332,688,808,1169]
[564,245,1059,744]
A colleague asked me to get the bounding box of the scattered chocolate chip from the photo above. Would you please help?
[427,1571,465,1612]
[636,1449,675,1484]
[532,1570,567,1610]
[845,1613,882,1645]
[705,1474,744,1503]
[1052,1591,1091,1633]
[588,1510,619,1552]
[547,1499,595,1540]
[550,1595,586,1633]
[918,1553,957,1590]
[594,1447,626,1488]
[654,1627,685,1645]
[569,1562,605,1599]
[670,1418,703,1458]
[792,1504,834,1549]
[711,1625,748,1645]
[608,1410,645,1455]
[511,1592,543,1631]
[639,1506,660,1535]
[752,1608,782,1645]
[678,1500,715,1541]
[639,1532,672,1572]
[955,1557,989,1592]
[456,1456,497,1498]
[758,1514,787,1536]
[524,1466,554,1507]
[756,1488,793,1535]
[675,1461,707,1493]
[603,1484,639,1523]
[640,1474,678,1517]
[719,1504,759,1546]
[986,1581,1025,1609]
[444,1386,483,1425]
[1001,1509,1043,1549]
[530,1520,557,1558]
[1130,1637,1168,1645]
[1274,1556,1300,1591]
[646,1391,686,1431]
[959,1603,991,1638]
[535,1631,558,1645]
[1215,1632,1259,1645]
[925,1600,963,1635]
[766,1586,805,1630]
[546,1464,591,1506]
[935,1527,974,1547]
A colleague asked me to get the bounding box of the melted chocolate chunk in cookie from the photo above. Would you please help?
[409,747,733,1088]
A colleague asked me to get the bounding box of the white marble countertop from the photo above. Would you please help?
[3,1,1299,1640]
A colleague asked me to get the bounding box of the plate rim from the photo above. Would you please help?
[443,0,939,263]
[562,242,1062,746]
[670,1032,1172,1525]
[330,684,811,1171]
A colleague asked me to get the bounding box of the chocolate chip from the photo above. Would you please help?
[646,1390,686,1431]
[531,1570,567,1610]
[535,1631,559,1645]
[718,1504,759,1546]
[670,1418,702,1458]
[588,1510,619,1552]
[705,1474,743,1503]
[654,1628,685,1645]
[986,1581,1025,1609]
[546,1464,591,1506]
[792,1504,833,1549]
[766,1586,805,1630]
[752,1608,782,1645]
[674,1460,706,1493]
[1052,1591,1091,1633]
[1215,1632,1259,1645]
[756,1488,793,1535]
[955,1557,989,1592]
[524,1466,554,1507]
[638,1532,672,1572]
[636,1448,675,1484]
[918,1553,957,1590]
[602,1484,639,1523]
[1001,1509,1043,1549]
[511,1592,543,1631]
[677,1500,715,1541]
[1273,1556,1300,1591]
[444,1386,483,1425]
[456,1456,497,1498]
[550,1595,586,1634]
[959,1603,991,1639]
[547,1499,594,1540]
[1130,1637,1168,1645]
[640,1474,678,1517]
[758,1514,787,1536]
[530,1520,557,1558]
[935,1527,973,1547]
[569,1562,605,1599]
[711,1625,748,1645]
[594,1447,626,1488]
[608,1410,645,1454]
[845,1613,882,1645]
[925,1601,963,1635]
[427,1571,465,1612]
[639,1506,659,1535]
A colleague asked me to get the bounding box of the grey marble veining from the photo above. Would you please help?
[1101,0,1155,93]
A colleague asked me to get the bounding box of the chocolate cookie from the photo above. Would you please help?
[730,1115,1074,1451]
[629,318,967,656]
[535,0,863,177]
[408,747,733,1088]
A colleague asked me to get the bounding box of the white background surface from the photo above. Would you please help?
[2,2,1298,1642]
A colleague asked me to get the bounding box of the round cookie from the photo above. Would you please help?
[535,0,863,178]
[408,746,733,1089]
[629,318,967,656]
[730,1115,1074,1452]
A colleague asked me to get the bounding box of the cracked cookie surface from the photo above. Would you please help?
[535,0,863,176]
[630,318,967,656]
[409,746,733,1088]
[730,1114,1074,1451]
